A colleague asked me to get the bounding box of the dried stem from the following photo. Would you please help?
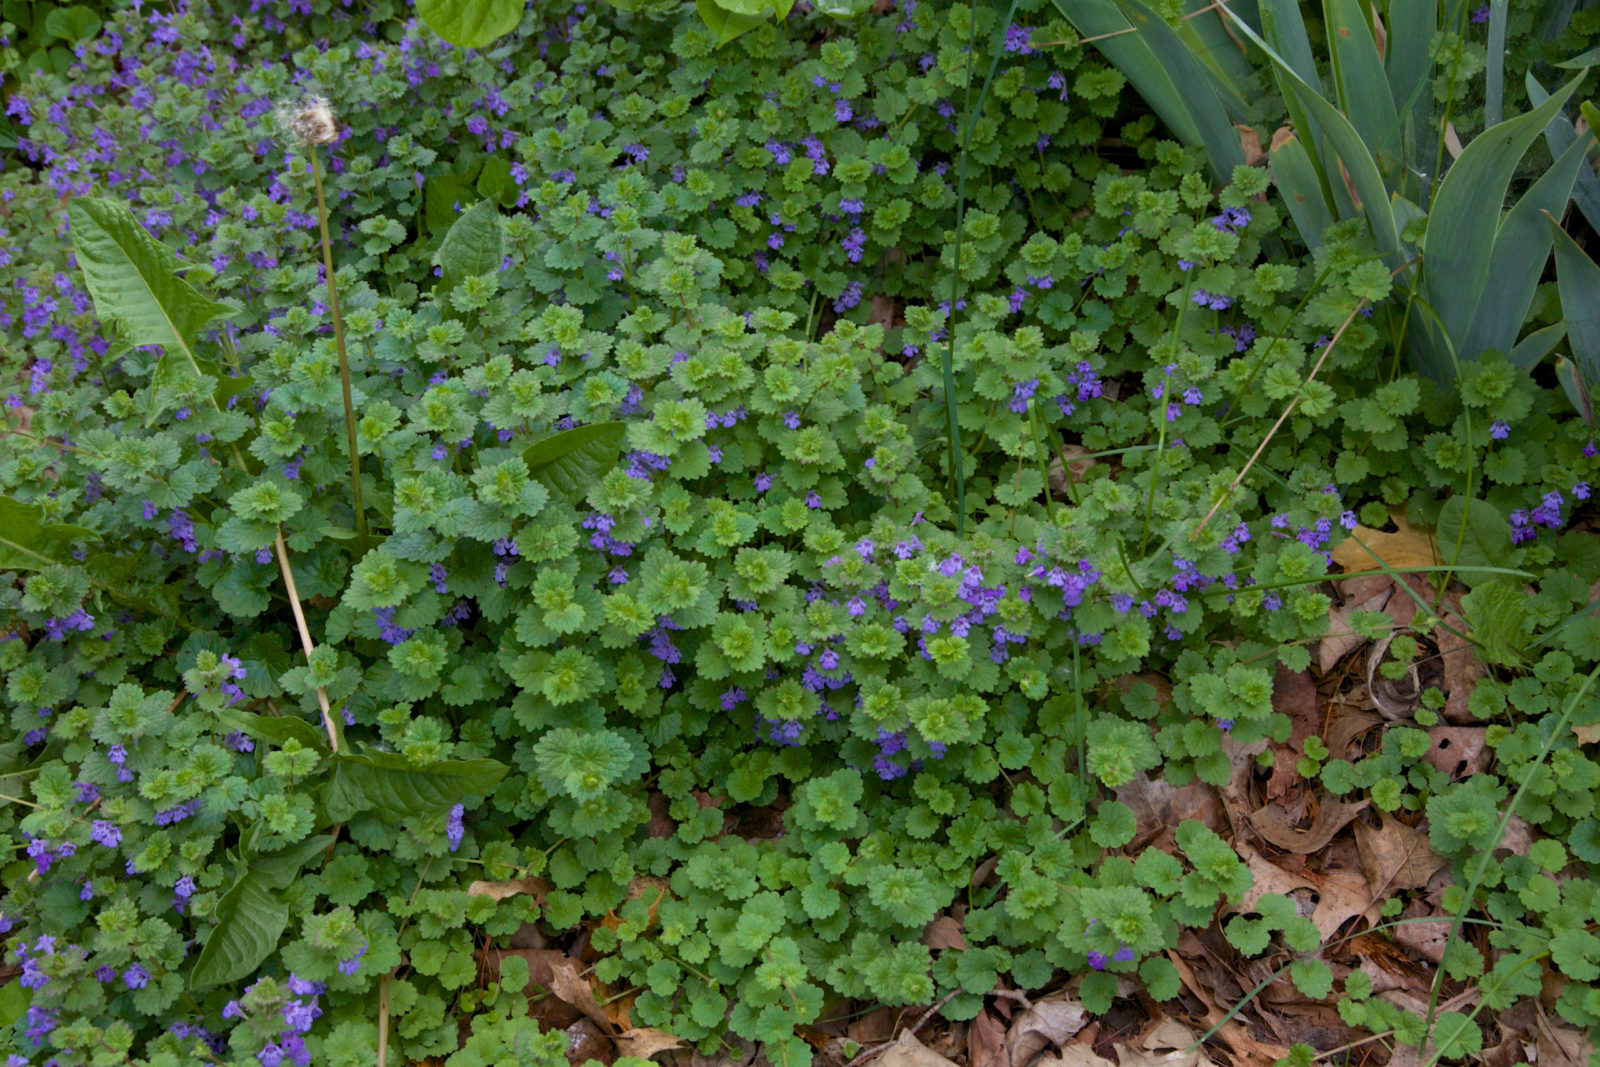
[273,528,339,752]
[308,144,369,546]
[1194,299,1367,535]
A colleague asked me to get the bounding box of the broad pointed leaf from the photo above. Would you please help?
[1528,73,1600,237]
[213,707,330,755]
[435,198,503,296]
[321,751,507,823]
[190,871,288,989]
[1325,0,1399,163]
[1384,0,1434,176]
[0,495,99,572]
[67,197,232,358]
[523,422,625,502]
[415,0,521,48]
[252,835,336,890]
[1556,353,1592,424]
[1436,496,1513,587]
[1510,322,1568,373]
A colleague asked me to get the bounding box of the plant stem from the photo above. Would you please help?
[273,528,340,753]
[308,144,369,546]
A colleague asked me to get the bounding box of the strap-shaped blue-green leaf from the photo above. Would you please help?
[415,0,521,47]
[1113,0,1246,180]
[1510,323,1567,374]
[1551,213,1600,390]
[1422,73,1585,375]
[1324,0,1399,165]
[1485,0,1508,127]
[1269,133,1335,250]
[68,197,232,361]
[1555,353,1592,423]
[1528,73,1600,237]
[1383,0,1435,181]
[1172,0,1254,109]
[1051,0,1242,179]
[321,750,508,823]
[189,870,288,989]
[1220,9,1400,266]
[0,495,99,573]
[1458,130,1592,362]
[523,421,625,502]
[435,198,503,297]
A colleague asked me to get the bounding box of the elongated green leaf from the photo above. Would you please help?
[435,198,503,296]
[1384,0,1435,180]
[1556,354,1592,424]
[1510,322,1568,373]
[1052,0,1241,178]
[1420,73,1585,378]
[1551,214,1600,390]
[1172,0,1254,105]
[1256,0,1321,90]
[213,707,330,755]
[1485,0,1508,127]
[190,871,288,989]
[523,421,625,502]
[1458,130,1592,361]
[1219,8,1400,265]
[321,751,508,823]
[415,0,520,47]
[252,835,336,890]
[1269,133,1336,249]
[0,495,99,572]
[1112,0,1246,179]
[1325,0,1399,163]
[67,197,232,358]
[1528,74,1600,236]
[1436,496,1513,586]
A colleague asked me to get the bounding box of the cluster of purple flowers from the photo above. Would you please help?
[373,607,416,645]
[582,512,635,556]
[43,609,95,641]
[1190,288,1232,311]
[223,974,324,1067]
[1052,362,1104,417]
[1511,490,1572,544]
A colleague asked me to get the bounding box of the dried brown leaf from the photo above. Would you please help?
[1035,1049,1114,1067]
[922,916,968,952]
[1110,1021,1218,1067]
[1247,796,1368,854]
[1331,511,1439,573]
[615,1027,687,1061]
[879,1030,960,1067]
[1353,811,1446,897]
[1320,585,1393,675]
[1005,992,1089,1067]
[467,877,552,902]
[1421,726,1489,779]
[968,1009,1008,1067]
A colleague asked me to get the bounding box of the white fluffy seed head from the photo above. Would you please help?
[280,95,338,146]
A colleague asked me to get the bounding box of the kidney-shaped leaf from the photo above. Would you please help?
[523,422,625,502]
[190,871,288,989]
[415,0,522,48]
[321,751,508,823]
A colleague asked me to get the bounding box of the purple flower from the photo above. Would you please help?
[1009,379,1039,414]
[1004,23,1033,53]
[1489,419,1510,440]
[1111,945,1135,963]
[446,804,465,852]
[90,820,121,847]
[1087,950,1108,970]
[123,964,149,989]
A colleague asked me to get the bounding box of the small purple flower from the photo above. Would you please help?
[90,821,121,847]
[1087,950,1108,970]
[446,804,465,852]
[1489,419,1510,440]
[123,964,149,989]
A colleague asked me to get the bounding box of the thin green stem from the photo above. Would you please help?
[308,145,369,547]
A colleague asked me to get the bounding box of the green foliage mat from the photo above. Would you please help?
[1,0,1600,1065]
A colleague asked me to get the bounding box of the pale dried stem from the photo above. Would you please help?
[1195,299,1367,535]
[273,528,339,752]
